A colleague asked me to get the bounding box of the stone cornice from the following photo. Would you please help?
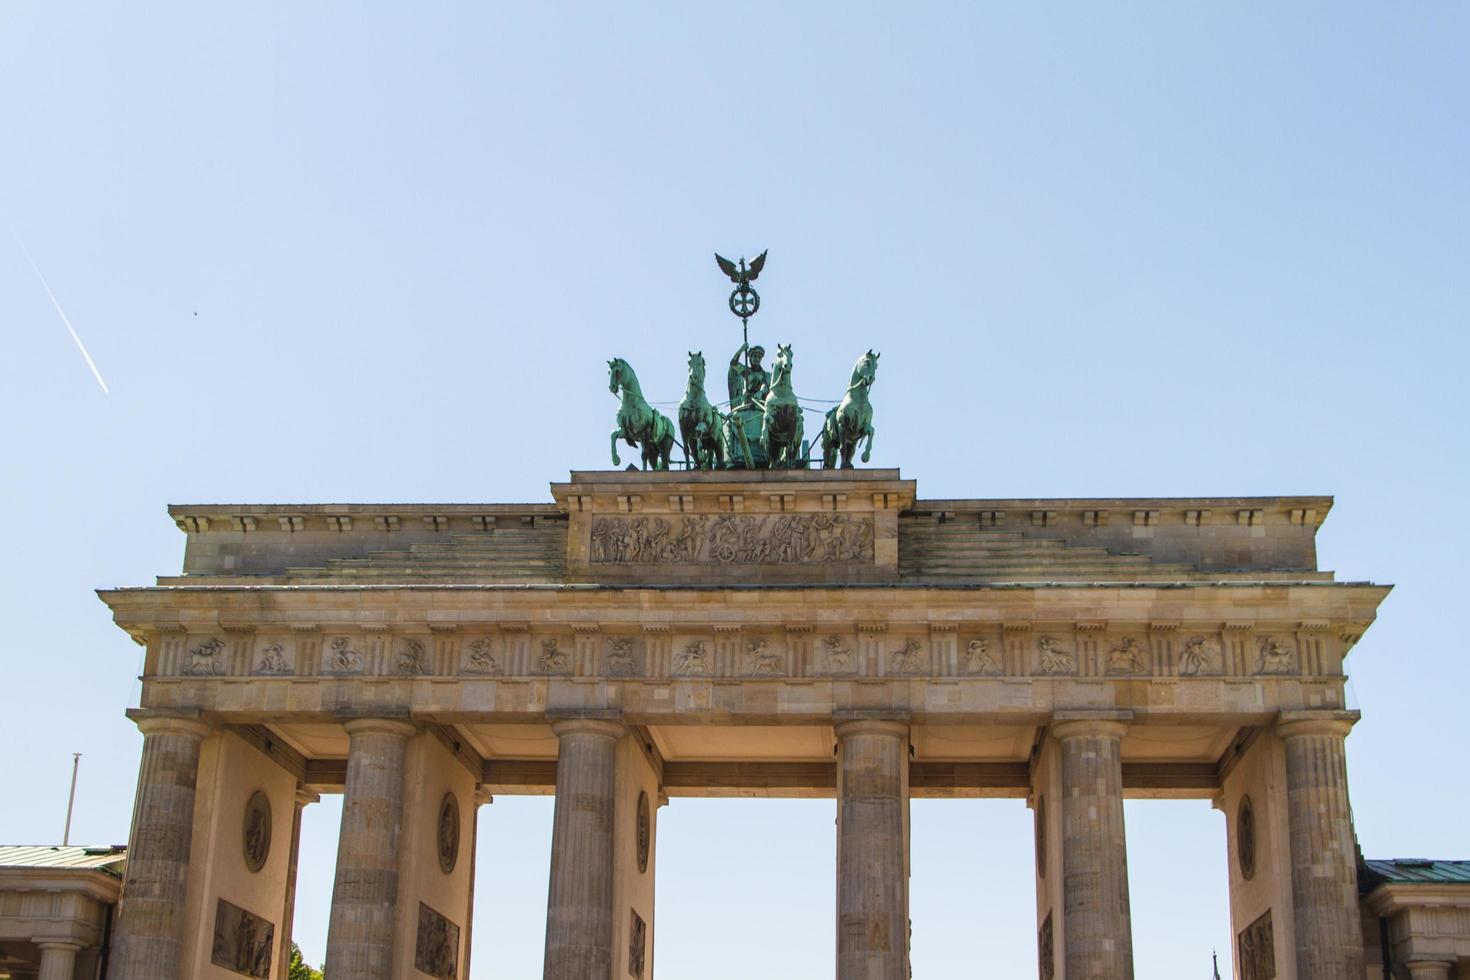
[909,494,1333,529]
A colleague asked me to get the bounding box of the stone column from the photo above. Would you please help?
[461,786,492,980]
[275,786,318,980]
[109,710,211,980]
[1405,962,1455,980]
[325,718,416,980]
[1278,710,1364,980]
[543,717,624,980]
[1052,714,1134,980]
[36,942,79,980]
[834,718,910,980]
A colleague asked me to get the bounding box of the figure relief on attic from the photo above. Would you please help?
[463,637,503,675]
[604,637,640,676]
[185,636,228,676]
[820,633,854,672]
[1255,636,1297,675]
[745,637,783,675]
[325,636,364,674]
[589,513,874,566]
[888,637,926,674]
[394,637,430,675]
[254,642,291,675]
[536,638,571,674]
[1035,636,1075,675]
[964,637,1001,675]
[1178,635,1222,676]
[673,640,711,676]
[1106,636,1149,675]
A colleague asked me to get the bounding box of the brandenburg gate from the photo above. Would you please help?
[97,469,1388,979]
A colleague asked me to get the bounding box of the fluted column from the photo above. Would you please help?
[325,717,416,980]
[543,717,624,980]
[275,786,318,980]
[36,942,79,980]
[1405,961,1454,980]
[1278,710,1364,980]
[109,710,211,980]
[1053,714,1134,980]
[835,718,909,980]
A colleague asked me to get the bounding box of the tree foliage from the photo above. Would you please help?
[288,942,324,980]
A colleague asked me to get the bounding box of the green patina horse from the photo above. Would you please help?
[608,357,674,470]
[822,350,879,469]
[760,344,804,468]
[678,350,725,470]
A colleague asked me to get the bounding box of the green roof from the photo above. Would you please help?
[1363,858,1470,886]
[0,845,127,876]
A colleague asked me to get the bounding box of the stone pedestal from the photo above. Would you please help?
[36,942,79,980]
[110,711,211,980]
[1278,711,1363,980]
[544,718,624,980]
[835,718,910,980]
[325,718,417,980]
[1053,715,1134,980]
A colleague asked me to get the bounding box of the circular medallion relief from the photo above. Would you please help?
[242,790,272,873]
[636,791,651,874]
[1035,795,1047,879]
[438,792,460,875]
[1237,795,1256,880]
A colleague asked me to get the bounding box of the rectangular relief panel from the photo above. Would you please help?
[210,898,274,979]
[415,901,461,980]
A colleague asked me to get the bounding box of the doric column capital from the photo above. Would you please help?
[340,716,418,739]
[834,718,910,740]
[1276,709,1359,741]
[549,717,626,740]
[1405,960,1455,980]
[1050,709,1131,742]
[35,941,81,952]
[126,708,212,740]
[294,786,321,808]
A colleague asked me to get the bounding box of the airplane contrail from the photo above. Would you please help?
[12,230,110,394]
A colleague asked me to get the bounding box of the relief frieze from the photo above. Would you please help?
[464,638,503,675]
[1106,636,1148,676]
[1179,635,1222,676]
[888,637,927,675]
[536,638,571,674]
[820,634,855,673]
[253,642,291,675]
[590,513,874,565]
[1035,636,1075,676]
[1255,636,1296,675]
[964,638,1001,675]
[673,640,711,676]
[185,637,228,676]
[744,637,783,675]
[604,637,640,676]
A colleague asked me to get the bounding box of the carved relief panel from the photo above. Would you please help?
[414,902,460,979]
[603,636,643,677]
[1033,635,1076,676]
[628,908,647,979]
[251,638,293,676]
[242,790,271,873]
[210,898,274,978]
[962,634,1003,675]
[1236,909,1275,980]
[1178,634,1223,676]
[463,635,504,675]
[590,513,874,566]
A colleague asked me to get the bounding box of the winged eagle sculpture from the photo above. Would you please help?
[715,250,767,289]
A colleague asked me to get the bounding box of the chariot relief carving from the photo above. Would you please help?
[1179,635,1222,676]
[673,640,711,676]
[888,637,926,674]
[394,637,430,675]
[964,637,1001,675]
[745,637,783,675]
[1035,636,1075,675]
[604,637,639,676]
[536,638,571,674]
[414,902,460,980]
[210,898,274,979]
[464,638,503,675]
[185,636,228,676]
[1255,636,1296,675]
[1106,636,1148,675]
[325,636,363,674]
[253,642,290,675]
[590,513,874,565]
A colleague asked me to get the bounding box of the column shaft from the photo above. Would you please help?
[37,943,79,980]
[1054,718,1134,980]
[1279,714,1364,979]
[835,719,909,980]
[109,714,210,980]
[543,719,623,980]
[324,718,415,980]
[276,789,316,980]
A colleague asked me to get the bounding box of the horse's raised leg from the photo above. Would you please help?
[610,428,624,467]
[861,424,875,464]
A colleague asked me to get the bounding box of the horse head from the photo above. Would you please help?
[851,349,880,390]
[771,344,794,388]
[687,350,706,386]
[608,358,628,395]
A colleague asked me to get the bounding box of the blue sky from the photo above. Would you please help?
[2,3,1466,976]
